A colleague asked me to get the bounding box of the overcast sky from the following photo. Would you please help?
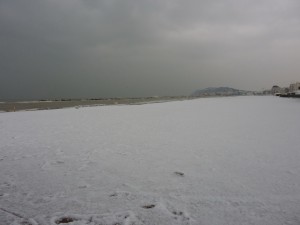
[1,0,300,99]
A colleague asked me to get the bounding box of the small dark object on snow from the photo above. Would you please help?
[56,217,75,224]
[174,171,184,176]
[142,204,156,209]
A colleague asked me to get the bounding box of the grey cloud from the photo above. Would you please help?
[1,0,300,100]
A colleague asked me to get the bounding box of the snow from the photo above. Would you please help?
[1,96,300,225]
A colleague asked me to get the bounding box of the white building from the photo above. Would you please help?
[289,82,300,93]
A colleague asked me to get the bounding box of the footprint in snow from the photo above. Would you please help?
[51,211,139,225]
[55,217,79,224]
[77,182,90,189]
[156,203,193,225]
[109,191,135,200]
[172,210,191,224]
[142,204,156,209]
[174,171,184,177]
[41,160,65,170]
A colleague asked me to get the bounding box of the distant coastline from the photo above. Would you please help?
[0,96,190,112]
[0,86,266,112]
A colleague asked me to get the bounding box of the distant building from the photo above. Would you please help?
[289,82,300,93]
[271,82,300,97]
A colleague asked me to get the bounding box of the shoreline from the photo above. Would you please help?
[0,96,190,112]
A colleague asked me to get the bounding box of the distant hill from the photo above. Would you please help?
[191,87,251,97]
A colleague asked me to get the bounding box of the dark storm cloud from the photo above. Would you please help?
[1,0,300,99]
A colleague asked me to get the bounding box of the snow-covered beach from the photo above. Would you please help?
[1,96,300,225]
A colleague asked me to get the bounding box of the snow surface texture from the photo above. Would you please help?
[1,96,300,225]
